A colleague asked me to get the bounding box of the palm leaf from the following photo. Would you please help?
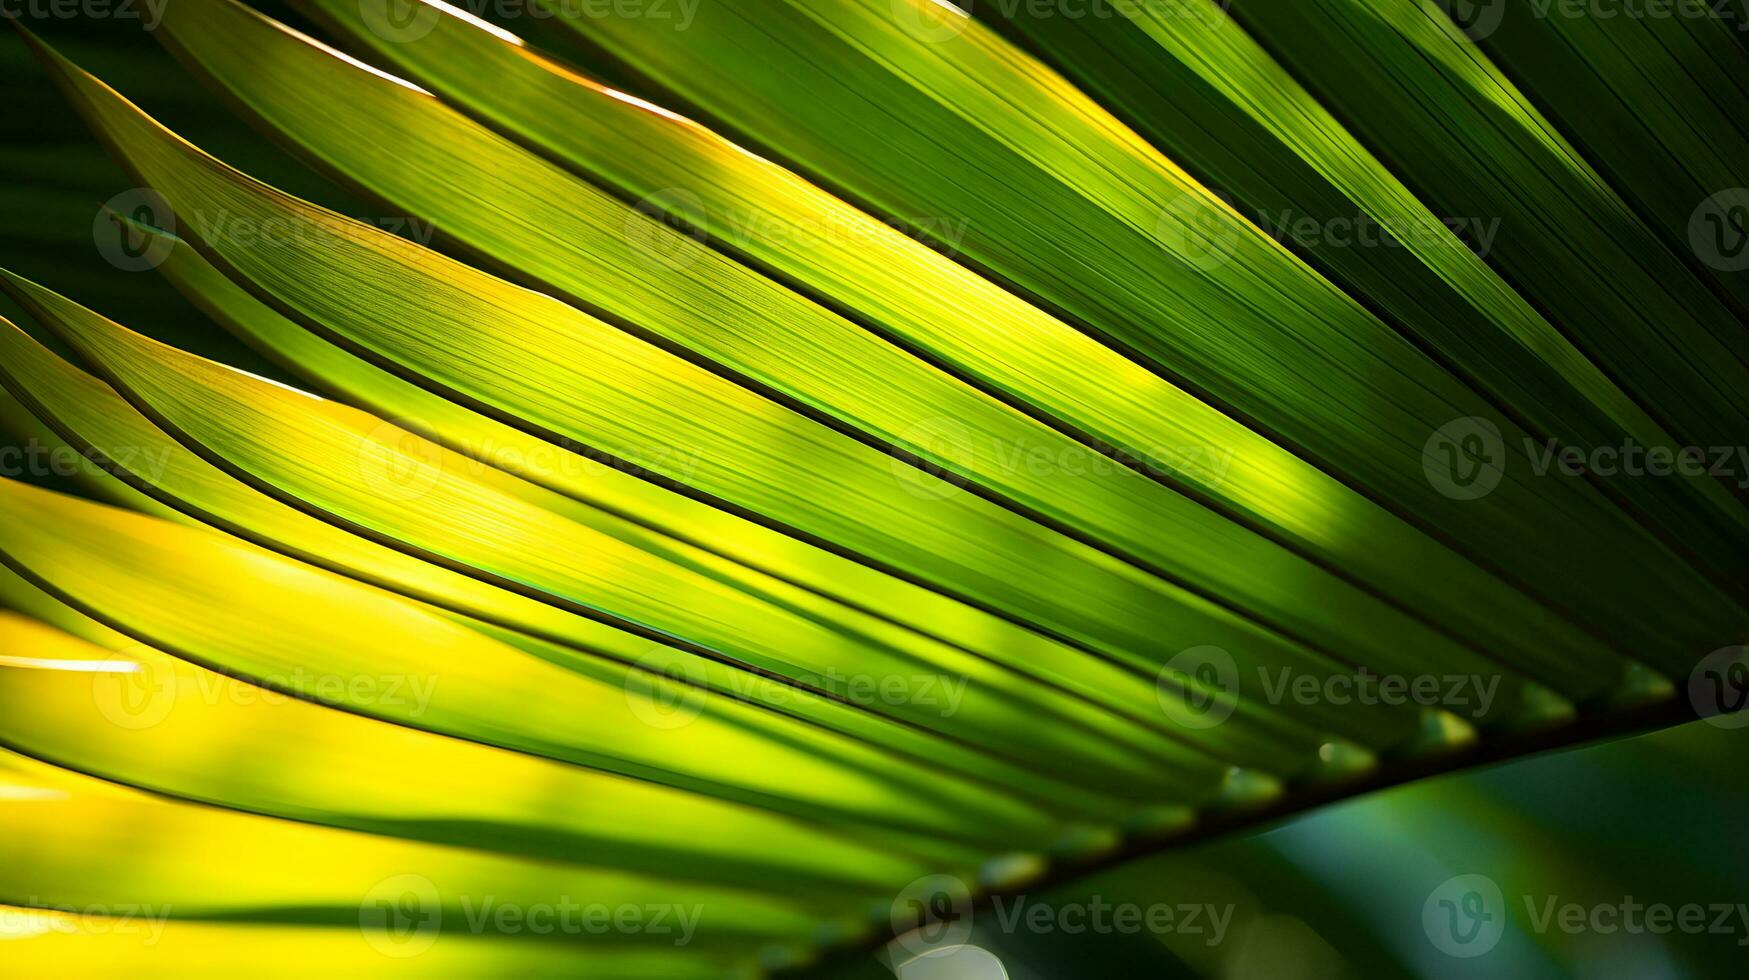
[0,0,1743,974]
